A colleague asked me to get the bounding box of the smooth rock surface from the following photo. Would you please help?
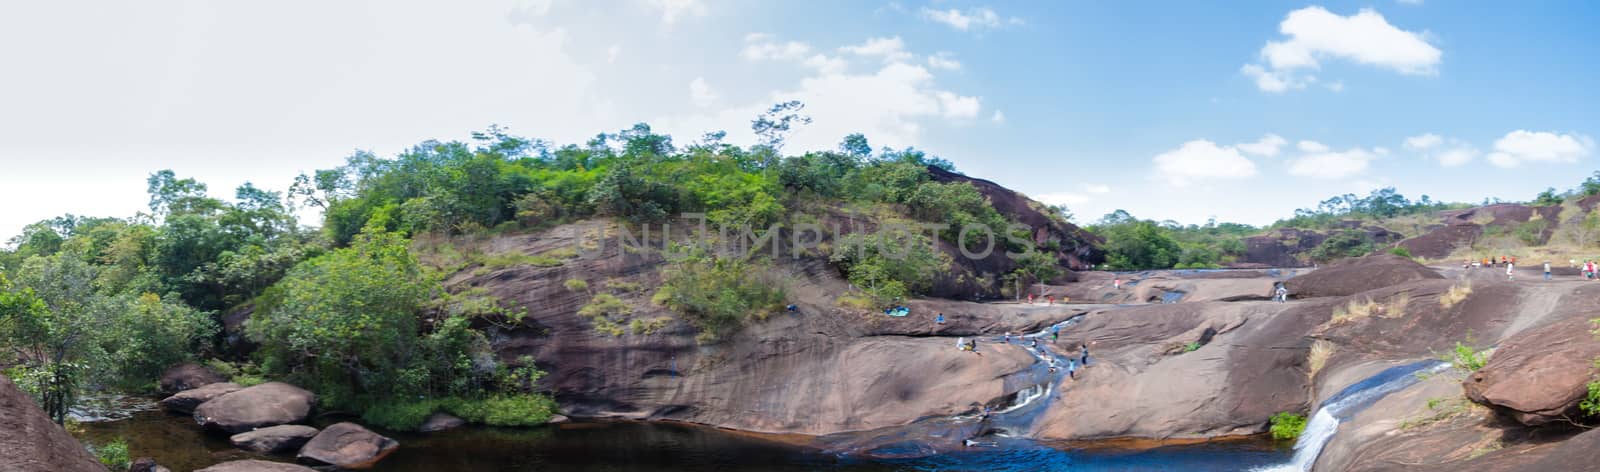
[193,382,315,434]
[159,382,242,414]
[194,460,317,472]
[1464,317,1600,425]
[0,375,107,472]
[229,424,319,453]
[296,422,400,469]
[159,362,227,394]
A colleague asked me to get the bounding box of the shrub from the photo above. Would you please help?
[1389,247,1412,258]
[444,394,559,427]
[1382,292,1411,319]
[656,248,786,338]
[1329,297,1379,324]
[92,439,130,470]
[564,278,589,292]
[1581,373,1600,417]
[1183,342,1201,353]
[1446,341,1488,372]
[1270,412,1308,441]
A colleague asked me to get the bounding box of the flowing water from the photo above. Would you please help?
[1255,360,1450,472]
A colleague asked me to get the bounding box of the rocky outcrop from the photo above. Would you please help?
[229,424,319,453]
[129,457,172,472]
[194,460,317,472]
[159,382,242,414]
[1030,300,1320,440]
[159,362,227,394]
[0,374,107,472]
[296,422,399,470]
[1284,254,1443,298]
[418,413,465,433]
[194,382,315,434]
[1465,317,1600,425]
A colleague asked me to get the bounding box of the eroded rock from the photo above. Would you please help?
[0,375,106,472]
[194,382,315,434]
[1284,254,1443,299]
[1465,317,1600,426]
[296,422,399,469]
[159,382,242,414]
[159,362,227,394]
[229,424,319,453]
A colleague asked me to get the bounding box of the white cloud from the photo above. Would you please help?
[919,6,1020,32]
[927,52,962,70]
[742,34,813,61]
[839,36,913,63]
[1152,140,1259,186]
[644,0,708,26]
[1403,133,1443,150]
[1404,133,1478,166]
[689,77,718,107]
[1287,147,1379,178]
[606,44,621,63]
[1297,140,1330,153]
[990,110,1006,123]
[1236,134,1288,156]
[936,91,981,119]
[1484,130,1595,168]
[1398,0,1423,4]
[1084,184,1111,194]
[1244,7,1440,92]
[1325,81,1344,92]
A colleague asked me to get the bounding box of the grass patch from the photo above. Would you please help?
[1270,412,1308,441]
[1308,339,1336,380]
[1399,396,1485,431]
[835,292,878,311]
[1440,282,1472,309]
[1382,291,1411,319]
[363,394,559,430]
[578,293,632,337]
[91,439,130,470]
[1442,341,1490,373]
[1329,297,1380,325]
[564,278,590,292]
[478,251,567,270]
[628,316,674,335]
[604,278,643,293]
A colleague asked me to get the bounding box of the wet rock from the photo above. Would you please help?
[159,382,242,414]
[547,414,570,424]
[1465,317,1600,426]
[194,460,317,472]
[128,457,171,472]
[418,413,465,433]
[159,362,227,394]
[296,422,400,469]
[229,424,319,453]
[1284,254,1443,299]
[0,375,107,472]
[194,382,316,434]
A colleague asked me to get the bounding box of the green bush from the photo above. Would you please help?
[444,394,560,427]
[655,247,786,338]
[1389,247,1412,258]
[1270,412,1308,441]
[1308,230,1374,262]
[92,439,130,470]
[1446,341,1488,372]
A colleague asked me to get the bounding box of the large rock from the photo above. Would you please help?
[0,375,107,472]
[159,382,242,414]
[1465,317,1600,425]
[194,460,317,472]
[296,422,400,469]
[129,457,172,472]
[194,382,316,434]
[418,412,465,433]
[1284,254,1443,299]
[229,424,319,453]
[159,362,227,394]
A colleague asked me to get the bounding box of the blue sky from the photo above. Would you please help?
[1,0,1597,240]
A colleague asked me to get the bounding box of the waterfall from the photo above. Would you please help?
[1259,360,1449,472]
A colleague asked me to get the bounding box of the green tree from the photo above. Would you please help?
[829,229,951,301]
[1533,187,1564,206]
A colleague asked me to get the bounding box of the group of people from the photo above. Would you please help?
[1579,260,1600,280]
[1025,294,1062,305]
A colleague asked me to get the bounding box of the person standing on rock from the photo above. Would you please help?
[1545,262,1552,281]
[957,337,966,351]
[1004,332,1012,343]
[1114,278,1122,290]
[1275,285,1288,303]
[1506,261,1515,281]
[1066,358,1077,379]
[1080,344,1090,365]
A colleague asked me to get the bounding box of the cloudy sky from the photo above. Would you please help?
[2,0,1597,240]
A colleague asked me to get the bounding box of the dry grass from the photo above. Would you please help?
[1308,339,1336,381]
[1440,282,1472,309]
[1382,291,1411,319]
[1329,297,1381,325]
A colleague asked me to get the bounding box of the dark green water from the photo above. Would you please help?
[77,409,1290,471]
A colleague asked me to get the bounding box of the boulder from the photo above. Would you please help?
[128,457,172,472]
[159,382,242,414]
[159,362,227,394]
[418,412,465,433]
[193,382,316,434]
[0,375,107,472]
[296,422,400,469]
[1284,254,1443,299]
[229,424,319,453]
[194,460,317,472]
[548,414,570,424]
[1465,317,1600,425]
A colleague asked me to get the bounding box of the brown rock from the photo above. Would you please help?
[296,422,399,469]
[159,382,242,414]
[0,374,107,472]
[1284,254,1443,299]
[418,412,465,433]
[128,457,172,472]
[1464,317,1600,425]
[228,424,319,453]
[194,460,317,472]
[193,382,316,434]
[159,362,227,394]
